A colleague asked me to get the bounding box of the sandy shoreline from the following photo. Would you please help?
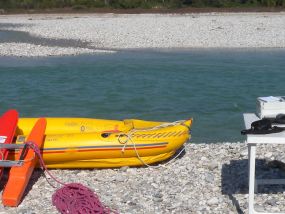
[0,13,285,56]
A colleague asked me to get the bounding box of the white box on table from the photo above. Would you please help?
[257,96,285,118]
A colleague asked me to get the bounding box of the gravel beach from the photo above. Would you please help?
[0,13,285,56]
[1,142,285,213]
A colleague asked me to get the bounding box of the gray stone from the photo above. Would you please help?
[115,174,126,182]
[207,197,219,205]
[255,204,265,212]
[240,148,248,157]
[153,192,163,198]
[18,209,36,214]
[153,197,163,202]
[120,166,129,172]
[265,152,273,158]
[266,198,278,206]
[208,161,219,170]
[205,172,215,183]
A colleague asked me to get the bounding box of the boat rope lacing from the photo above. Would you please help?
[24,141,117,214]
[117,120,190,168]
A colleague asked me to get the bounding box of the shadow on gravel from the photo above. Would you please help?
[0,168,42,205]
[157,145,186,165]
[222,159,285,214]
[134,145,186,168]
[20,169,43,204]
[0,168,10,191]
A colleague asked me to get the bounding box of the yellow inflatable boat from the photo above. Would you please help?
[11,118,192,168]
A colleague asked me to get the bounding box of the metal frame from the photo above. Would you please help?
[0,144,27,167]
[244,113,285,214]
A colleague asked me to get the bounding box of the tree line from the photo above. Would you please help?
[0,0,285,10]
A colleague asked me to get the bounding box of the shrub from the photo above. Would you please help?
[167,0,183,8]
[72,4,88,9]
[110,0,143,9]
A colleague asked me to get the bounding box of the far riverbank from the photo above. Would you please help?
[2,7,285,15]
[1,12,285,56]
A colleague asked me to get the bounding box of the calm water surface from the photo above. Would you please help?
[0,49,284,143]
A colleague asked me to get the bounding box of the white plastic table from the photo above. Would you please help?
[244,113,285,214]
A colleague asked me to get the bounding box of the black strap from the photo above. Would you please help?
[241,126,285,135]
[19,143,29,161]
[274,114,285,124]
[241,118,285,135]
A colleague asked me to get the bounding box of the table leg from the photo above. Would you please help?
[249,143,257,214]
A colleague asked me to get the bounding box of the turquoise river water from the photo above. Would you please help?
[0,49,284,143]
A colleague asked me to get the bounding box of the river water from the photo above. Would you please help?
[0,49,284,143]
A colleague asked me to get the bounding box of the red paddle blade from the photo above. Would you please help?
[0,110,19,177]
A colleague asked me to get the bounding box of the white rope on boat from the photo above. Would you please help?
[118,120,189,168]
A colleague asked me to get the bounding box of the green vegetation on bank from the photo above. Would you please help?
[0,0,285,10]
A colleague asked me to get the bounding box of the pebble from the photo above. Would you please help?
[265,152,273,158]
[153,192,163,198]
[204,172,215,183]
[207,197,219,205]
[240,148,248,157]
[115,174,126,182]
[255,204,265,212]
[207,161,219,170]
[153,197,163,203]
[120,166,129,172]
[266,198,278,206]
